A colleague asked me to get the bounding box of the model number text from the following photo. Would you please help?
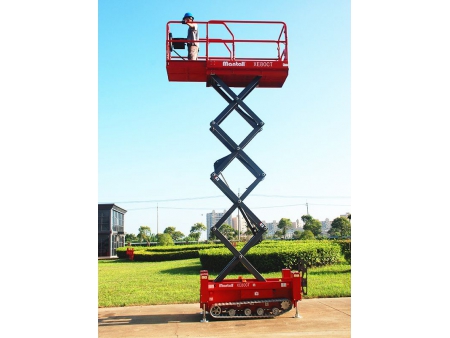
[254,61,273,67]
[237,283,250,287]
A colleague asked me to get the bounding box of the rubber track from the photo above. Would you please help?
[209,298,292,319]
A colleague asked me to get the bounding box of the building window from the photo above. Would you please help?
[98,210,110,232]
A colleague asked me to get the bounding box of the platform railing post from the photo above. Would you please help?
[294,301,302,318]
[200,303,208,323]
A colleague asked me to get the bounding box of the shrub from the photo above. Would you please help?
[199,241,342,272]
[133,250,200,262]
[116,240,347,268]
[116,244,224,261]
[157,233,174,246]
[334,239,351,264]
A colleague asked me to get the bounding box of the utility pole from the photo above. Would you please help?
[306,202,309,215]
[157,203,159,234]
[237,188,240,241]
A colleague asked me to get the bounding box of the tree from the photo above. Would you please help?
[274,230,283,239]
[293,230,302,239]
[328,216,351,238]
[125,233,138,243]
[137,226,152,242]
[190,222,206,243]
[163,226,185,241]
[301,215,322,237]
[171,231,185,241]
[163,226,176,235]
[299,230,315,240]
[277,218,293,238]
[184,235,198,242]
[157,233,174,246]
[209,230,217,241]
[218,224,236,240]
[190,232,201,242]
[244,228,253,240]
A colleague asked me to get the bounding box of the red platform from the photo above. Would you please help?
[166,20,289,88]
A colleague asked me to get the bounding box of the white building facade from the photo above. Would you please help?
[206,210,233,239]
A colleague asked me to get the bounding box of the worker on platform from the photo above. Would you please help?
[182,12,199,60]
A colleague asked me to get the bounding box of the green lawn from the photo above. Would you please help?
[98,258,351,307]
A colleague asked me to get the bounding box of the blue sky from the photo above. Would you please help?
[98,0,351,238]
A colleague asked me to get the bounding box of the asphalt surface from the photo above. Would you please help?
[98,297,351,337]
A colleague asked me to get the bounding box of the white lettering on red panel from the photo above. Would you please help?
[254,61,273,67]
[223,61,246,66]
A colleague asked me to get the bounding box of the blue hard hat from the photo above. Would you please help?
[183,12,194,20]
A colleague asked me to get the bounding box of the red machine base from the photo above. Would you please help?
[200,269,303,319]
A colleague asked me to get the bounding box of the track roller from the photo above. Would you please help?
[210,305,221,316]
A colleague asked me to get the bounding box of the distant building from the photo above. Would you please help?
[321,218,332,237]
[232,214,248,235]
[206,210,233,239]
[264,220,279,237]
[292,219,303,229]
[98,204,126,257]
[284,228,294,239]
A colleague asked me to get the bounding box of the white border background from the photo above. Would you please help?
[1,0,449,336]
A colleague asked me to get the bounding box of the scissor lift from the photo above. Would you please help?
[166,20,306,320]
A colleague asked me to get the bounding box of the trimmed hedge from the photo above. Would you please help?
[116,244,224,260]
[199,241,342,272]
[132,250,200,262]
[116,240,349,268]
[334,239,351,264]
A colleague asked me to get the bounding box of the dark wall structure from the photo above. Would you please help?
[98,204,127,257]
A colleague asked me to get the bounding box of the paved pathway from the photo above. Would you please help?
[98,297,351,337]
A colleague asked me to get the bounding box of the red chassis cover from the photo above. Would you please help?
[200,268,302,312]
